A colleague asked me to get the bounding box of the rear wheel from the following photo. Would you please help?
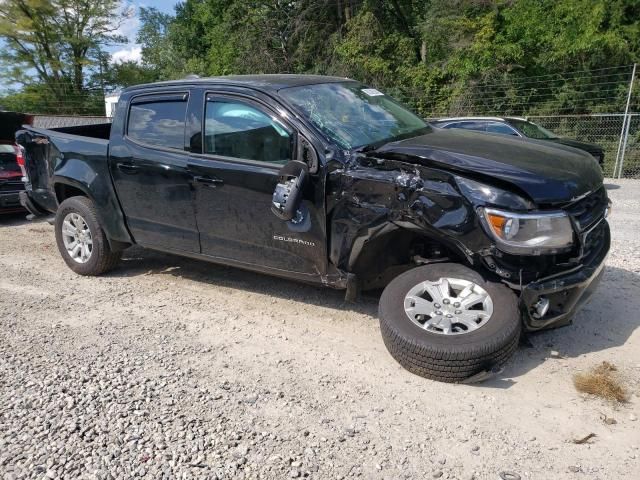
[378,263,521,383]
[55,196,121,275]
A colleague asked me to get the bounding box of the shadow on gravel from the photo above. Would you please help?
[487,265,639,387]
[0,211,31,227]
[109,248,637,386]
[604,183,621,190]
[109,246,379,317]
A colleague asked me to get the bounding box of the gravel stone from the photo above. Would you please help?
[0,181,639,479]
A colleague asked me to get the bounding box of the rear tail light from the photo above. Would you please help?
[13,144,28,179]
[13,144,24,166]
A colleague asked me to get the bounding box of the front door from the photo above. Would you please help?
[188,92,327,277]
[110,91,199,252]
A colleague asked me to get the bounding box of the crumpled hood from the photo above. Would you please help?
[373,127,603,205]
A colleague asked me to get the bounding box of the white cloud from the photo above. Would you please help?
[111,46,142,64]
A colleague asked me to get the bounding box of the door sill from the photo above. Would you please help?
[137,242,325,285]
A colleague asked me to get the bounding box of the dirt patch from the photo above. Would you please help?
[574,361,629,403]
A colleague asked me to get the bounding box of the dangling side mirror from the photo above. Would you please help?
[271,160,309,221]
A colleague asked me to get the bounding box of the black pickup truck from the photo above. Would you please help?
[17,75,610,382]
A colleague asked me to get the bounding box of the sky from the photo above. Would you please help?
[109,0,179,64]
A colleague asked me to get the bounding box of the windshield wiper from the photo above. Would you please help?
[355,126,432,154]
[354,142,382,154]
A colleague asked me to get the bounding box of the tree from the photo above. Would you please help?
[3,0,639,117]
[136,6,178,78]
[102,60,159,89]
[0,0,131,104]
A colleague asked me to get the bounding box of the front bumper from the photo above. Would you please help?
[520,220,610,331]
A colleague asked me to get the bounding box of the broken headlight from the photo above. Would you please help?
[456,176,533,210]
[479,207,574,255]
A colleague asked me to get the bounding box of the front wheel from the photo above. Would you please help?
[55,196,121,276]
[378,263,521,383]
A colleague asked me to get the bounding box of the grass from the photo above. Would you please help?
[573,362,629,403]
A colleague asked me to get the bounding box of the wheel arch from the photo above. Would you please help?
[54,177,92,204]
[53,175,133,251]
[347,224,474,291]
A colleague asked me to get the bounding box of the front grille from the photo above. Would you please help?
[0,180,25,193]
[564,187,608,232]
[581,220,607,262]
[562,187,609,262]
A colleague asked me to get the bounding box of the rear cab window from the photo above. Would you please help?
[127,93,188,150]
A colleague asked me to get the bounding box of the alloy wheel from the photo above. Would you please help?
[403,277,494,335]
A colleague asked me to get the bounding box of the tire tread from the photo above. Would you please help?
[378,264,521,383]
[55,196,121,276]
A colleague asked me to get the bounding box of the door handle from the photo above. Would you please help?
[193,175,224,187]
[116,163,140,174]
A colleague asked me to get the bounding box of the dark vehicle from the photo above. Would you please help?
[0,144,25,213]
[431,116,605,167]
[17,76,610,382]
[0,111,32,213]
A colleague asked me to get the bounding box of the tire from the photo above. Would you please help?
[55,196,121,276]
[378,263,521,383]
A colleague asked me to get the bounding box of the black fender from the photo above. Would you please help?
[52,172,132,249]
[327,158,490,279]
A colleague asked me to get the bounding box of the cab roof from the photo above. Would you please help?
[122,74,355,94]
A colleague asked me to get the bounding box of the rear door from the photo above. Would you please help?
[109,91,199,252]
[186,89,328,276]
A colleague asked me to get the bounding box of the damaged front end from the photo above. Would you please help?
[326,149,611,331]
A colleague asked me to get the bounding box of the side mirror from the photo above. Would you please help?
[271,160,309,221]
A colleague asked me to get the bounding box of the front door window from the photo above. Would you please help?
[204,100,292,163]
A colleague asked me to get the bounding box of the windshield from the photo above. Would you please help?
[279,82,429,149]
[509,119,558,139]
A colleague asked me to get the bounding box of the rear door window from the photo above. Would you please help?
[486,122,519,136]
[454,121,487,132]
[441,121,487,132]
[128,95,188,150]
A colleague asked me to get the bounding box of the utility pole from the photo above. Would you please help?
[98,49,107,116]
[614,63,636,178]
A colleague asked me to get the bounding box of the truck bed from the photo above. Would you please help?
[48,122,112,140]
[16,124,112,215]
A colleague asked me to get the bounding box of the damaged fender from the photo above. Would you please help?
[326,155,492,282]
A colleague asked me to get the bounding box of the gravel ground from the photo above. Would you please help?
[1,180,639,480]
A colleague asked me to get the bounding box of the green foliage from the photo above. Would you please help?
[0,0,130,105]
[2,0,639,116]
[137,7,178,78]
[131,0,639,116]
[0,83,104,115]
[103,61,159,89]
